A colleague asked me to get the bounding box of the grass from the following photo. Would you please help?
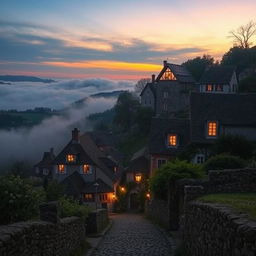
[69,240,91,256]
[199,193,256,220]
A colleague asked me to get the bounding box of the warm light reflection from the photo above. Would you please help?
[66,154,75,162]
[135,173,142,183]
[208,121,217,136]
[120,186,125,192]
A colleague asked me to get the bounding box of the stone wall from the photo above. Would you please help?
[145,199,169,228]
[0,217,85,256]
[86,209,109,234]
[184,201,256,256]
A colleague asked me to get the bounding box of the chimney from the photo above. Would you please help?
[50,147,54,156]
[72,128,80,143]
[152,74,155,83]
[163,60,167,67]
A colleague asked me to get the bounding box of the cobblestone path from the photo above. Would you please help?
[93,214,173,256]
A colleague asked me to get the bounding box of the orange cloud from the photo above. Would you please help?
[41,60,162,72]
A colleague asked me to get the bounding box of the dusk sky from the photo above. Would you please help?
[1,0,256,80]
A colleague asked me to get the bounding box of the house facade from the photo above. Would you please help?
[199,66,238,93]
[140,61,196,117]
[35,128,120,211]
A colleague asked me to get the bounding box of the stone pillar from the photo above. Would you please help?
[39,201,59,223]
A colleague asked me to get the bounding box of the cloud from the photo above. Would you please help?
[0,79,134,110]
[0,96,116,168]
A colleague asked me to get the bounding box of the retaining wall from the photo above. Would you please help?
[86,209,109,234]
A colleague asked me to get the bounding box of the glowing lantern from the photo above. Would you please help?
[135,173,142,183]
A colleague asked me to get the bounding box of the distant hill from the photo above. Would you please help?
[0,75,56,83]
[0,81,11,85]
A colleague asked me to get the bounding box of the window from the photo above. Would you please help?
[207,121,218,137]
[66,154,76,163]
[215,85,223,92]
[160,68,177,80]
[163,103,168,111]
[168,134,177,147]
[135,173,142,183]
[157,159,167,168]
[82,164,91,174]
[195,154,205,164]
[114,166,117,172]
[58,164,65,174]
[84,194,93,201]
[206,84,213,92]
[163,91,169,98]
[99,194,108,201]
[43,168,49,175]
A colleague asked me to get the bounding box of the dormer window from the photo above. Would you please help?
[206,85,213,92]
[160,68,177,81]
[58,164,65,174]
[207,121,218,137]
[66,154,76,163]
[168,134,178,147]
[82,164,91,174]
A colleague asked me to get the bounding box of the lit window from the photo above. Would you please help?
[135,173,142,183]
[83,164,91,174]
[58,164,65,173]
[208,121,218,137]
[160,68,177,80]
[168,134,177,147]
[206,85,213,92]
[66,154,76,163]
[157,159,167,168]
[84,194,93,201]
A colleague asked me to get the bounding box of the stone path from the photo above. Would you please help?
[92,214,173,256]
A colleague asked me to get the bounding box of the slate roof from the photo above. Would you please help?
[156,63,195,83]
[35,151,55,167]
[199,66,236,84]
[140,82,156,97]
[190,93,256,143]
[149,118,191,155]
[83,178,114,194]
[61,171,86,197]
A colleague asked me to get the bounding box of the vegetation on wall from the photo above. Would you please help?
[203,154,246,173]
[149,160,203,200]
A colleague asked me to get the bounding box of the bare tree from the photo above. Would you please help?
[134,78,151,94]
[229,20,256,48]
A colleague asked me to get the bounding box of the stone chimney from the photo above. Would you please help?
[72,128,80,143]
[152,74,155,83]
[163,60,167,67]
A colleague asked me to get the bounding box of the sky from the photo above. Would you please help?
[1,0,256,80]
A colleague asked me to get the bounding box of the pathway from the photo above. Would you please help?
[92,214,173,256]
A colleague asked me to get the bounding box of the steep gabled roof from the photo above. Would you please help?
[140,82,156,97]
[149,118,190,155]
[35,151,55,167]
[156,63,195,83]
[199,66,236,84]
[83,178,114,193]
[190,93,256,143]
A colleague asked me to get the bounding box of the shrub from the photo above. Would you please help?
[58,197,90,220]
[214,135,254,159]
[46,180,64,201]
[203,154,246,173]
[149,160,203,200]
[0,175,45,224]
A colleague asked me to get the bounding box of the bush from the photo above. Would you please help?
[203,154,246,173]
[149,160,203,200]
[46,180,64,201]
[0,175,45,224]
[214,135,254,159]
[58,197,90,220]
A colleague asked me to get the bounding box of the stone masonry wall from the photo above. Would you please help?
[0,203,86,256]
[184,201,256,256]
[86,209,109,234]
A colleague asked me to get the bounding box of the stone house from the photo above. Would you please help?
[199,66,238,93]
[148,93,256,172]
[35,128,120,211]
[140,61,196,117]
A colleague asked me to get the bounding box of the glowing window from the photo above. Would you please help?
[160,68,177,81]
[208,121,218,137]
[66,154,76,163]
[84,194,93,200]
[83,164,91,174]
[168,134,177,147]
[206,85,213,92]
[215,85,223,91]
[58,164,65,173]
[135,173,142,183]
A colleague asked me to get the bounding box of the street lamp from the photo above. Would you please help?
[94,182,99,211]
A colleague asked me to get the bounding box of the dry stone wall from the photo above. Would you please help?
[184,201,256,256]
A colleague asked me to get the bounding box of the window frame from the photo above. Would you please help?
[206,121,218,138]
[81,164,92,174]
[57,164,66,174]
[66,154,76,163]
[206,84,213,92]
[157,159,167,168]
[167,134,178,148]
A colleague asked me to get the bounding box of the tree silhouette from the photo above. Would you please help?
[229,21,256,48]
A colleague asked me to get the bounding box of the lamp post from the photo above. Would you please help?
[94,182,99,211]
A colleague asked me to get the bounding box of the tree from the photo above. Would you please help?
[182,55,215,81]
[238,75,256,93]
[229,21,256,49]
[134,78,151,94]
